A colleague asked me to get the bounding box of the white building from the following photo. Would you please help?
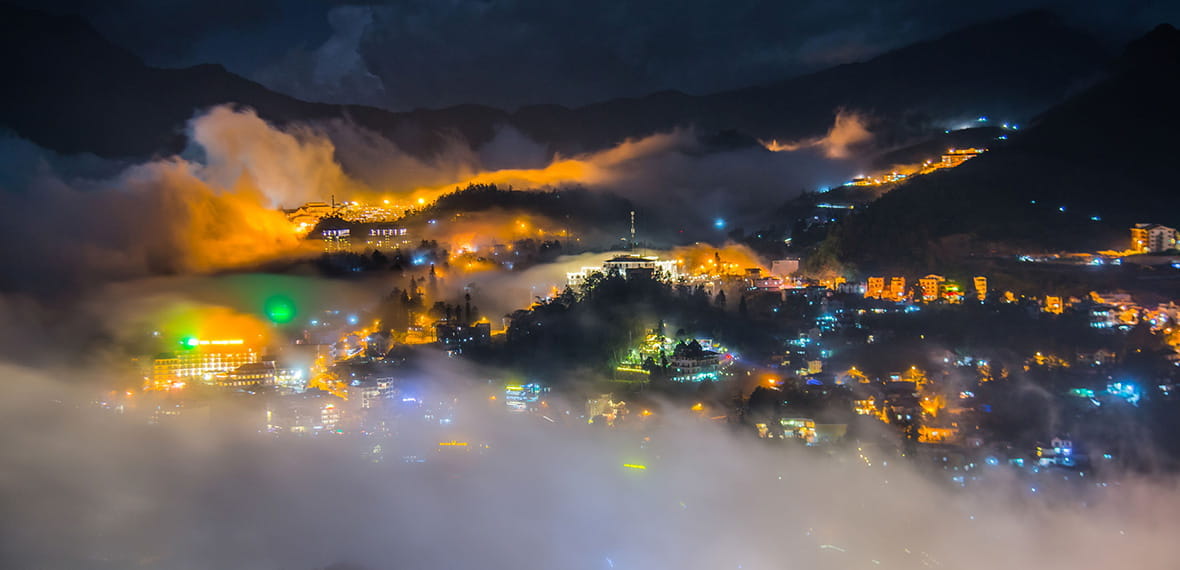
[1132,223,1177,254]
[366,227,409,250]
[321,228,351,252]
[567,255,682,288]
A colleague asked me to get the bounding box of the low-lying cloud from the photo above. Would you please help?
[1,350,1178,569]
[761,109,874,159]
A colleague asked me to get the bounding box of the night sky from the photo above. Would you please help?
[17,0,1180,110]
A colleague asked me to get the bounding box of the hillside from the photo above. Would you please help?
[0,5,507,159]
[0,5,1108,161]
[510,10,1109,154]
[826,24,1180,273]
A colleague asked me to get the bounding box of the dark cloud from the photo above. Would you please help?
[14,0,1180,111]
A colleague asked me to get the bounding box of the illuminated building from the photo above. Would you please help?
[274,365,306,393]
[221,361,276,390]
[941,282,964,304]
[668,338,733,382]
[616,331,737,382]
[266,392,343,435]
[1131,223,1177,254]
[780,418,817,443]
[345,377,396,409]
[973,276,988,301]
[505,383,546,413]
[804,360,823,375]
[434,320,491,354]
[751,276,784,291]
[939,148,985,168]
[817,275,846,291]
[365,227,409,250]
[889,277,907,301]
[321,228,351,252]
[1089,302,1139,329]
[567,254,682,287]
[1043,296,1064,314]
[1091,291,1133,305]
[918,425,959,444]
[603,255,679,277]
[1035,437,1076,467]
[289,200,407,224]
[603,255,681,280]
[334,202,404,223]
[587,395,625,425]
[853,396,879,416]
[918,274,945,302]
[150,339,259,391]
[865,277,885,299]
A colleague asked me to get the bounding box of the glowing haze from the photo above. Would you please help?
[1,349,1179,569]
[761,110,874,158]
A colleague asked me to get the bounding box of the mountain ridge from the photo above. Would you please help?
[0,5,1112,163]
[824,22,1180,273]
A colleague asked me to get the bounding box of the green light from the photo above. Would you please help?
[264,295,296,324]
[181,336,199,348]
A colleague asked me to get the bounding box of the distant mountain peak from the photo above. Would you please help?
[1117,22,1180,72]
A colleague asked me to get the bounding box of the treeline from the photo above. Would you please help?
[473,272,806,378]
[402,183,637,229]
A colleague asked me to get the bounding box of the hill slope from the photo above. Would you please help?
[514,10,1110,154]
[828,24,1180,272]
[0,5,507,159]
[0,6,1108,161]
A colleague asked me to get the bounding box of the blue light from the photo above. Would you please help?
[1106,381,1142,405]
[977,116,988,122]
[411,255,427,266]
[1091,215,1102,221]
[714,218,726,230]
[347,314,359,325]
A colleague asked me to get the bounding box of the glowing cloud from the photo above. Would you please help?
[761,109,873,159]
